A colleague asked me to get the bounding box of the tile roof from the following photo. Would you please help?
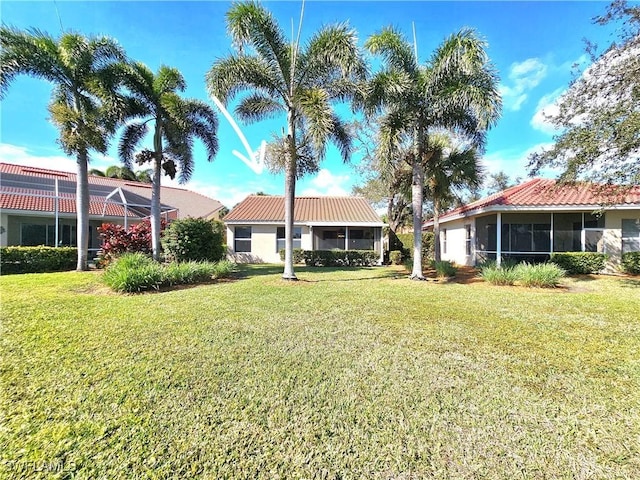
[0,162,224,219]
[429,178,640,225]
[224,195,383,224]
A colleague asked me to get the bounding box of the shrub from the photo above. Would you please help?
[514,263,565,288]
[389,250,403,265]
[432,260,457,278]
[162,218,225,263]
[480,264,518,286]
[303,250,379,267]
[98,219,165,265]
[0,246,77,274]
[103,253,163,292]
[278,248,305,264]
[551,252,606,274]
[103,253,236,293]
[621,251,640,274]
[396,232,434,263]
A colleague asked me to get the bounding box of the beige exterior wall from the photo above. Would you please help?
[227,224,311,263]
[603,209,640,272]
[0,213,8,247]
[439,218,475,266]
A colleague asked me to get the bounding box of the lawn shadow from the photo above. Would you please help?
[619,278,640,288]
[233,264,404,282]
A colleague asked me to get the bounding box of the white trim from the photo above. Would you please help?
[426,203,640,227]
[224,220,385,227]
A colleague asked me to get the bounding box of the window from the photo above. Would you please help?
[622,219,640,253]
[234,226,252,253]
[502,223,550,252]
[21,224,55,246]
[318,228,345,250]
[465,225,472,256]
[276,226,302,252]
[349,228,374,250]
[442,229,447,254]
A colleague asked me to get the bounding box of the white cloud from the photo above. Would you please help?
[530,88,565,134]
[500,58,548,111]
[0,143,119,173]
[482,142,555,179]
[301,168,350,196]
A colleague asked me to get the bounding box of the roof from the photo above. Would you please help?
[425,178,640,226]
[0,162,224,220]
[224,195,384,225]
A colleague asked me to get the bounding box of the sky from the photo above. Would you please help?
[0,0,622,209]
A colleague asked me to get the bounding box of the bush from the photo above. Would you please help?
[551,252,606,274]
[480,261,565,288]
[278,248,305,264]
[432,260,457,278]
[303,250,379,267]
[480,264,518,286]
[0,246,77,274]
[621,251,640,274]
[98,219,165,265]
[162,218,225,263]
[389,250,403,265]
[514,263,565,288]
[395,232,434,263]
[103,253,163,292]
[103,253,236,293]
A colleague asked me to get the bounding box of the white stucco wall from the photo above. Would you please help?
[439,218,474,266]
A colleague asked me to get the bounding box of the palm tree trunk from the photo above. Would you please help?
[151,126,163,261]
[282,117,298,280]
[151,157,162,261]
[433,195,442,263]
[410,158,425,279]
[76,150,90,271]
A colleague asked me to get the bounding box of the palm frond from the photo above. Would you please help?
[206,54,285,104]
[365,27,417,75]
[118,122,148,167]
[297,87,333,158]
[235,93,284,123]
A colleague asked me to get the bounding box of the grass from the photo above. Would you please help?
[1,266,639,478]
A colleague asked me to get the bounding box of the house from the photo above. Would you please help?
[423,178,640,272]
[224,195,385,264]
[0,162,225,253]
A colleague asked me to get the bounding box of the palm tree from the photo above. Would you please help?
[425,134,483,262]
[364,27,501,279]
[207,1,365,280]
[105,165,137,181]
[1,27,126,270]
[118,63,219,261]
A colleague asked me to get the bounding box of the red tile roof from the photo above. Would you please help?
[428,178,640,225]
[224,195,383,224]
[0,162,224,219]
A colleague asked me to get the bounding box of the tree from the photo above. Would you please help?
[425,134,483,262]
[486,170,520,195]
[1,27,126,270]
[105,165,137,180]
[118,63,219,261]
[364,27,501,279]
[207,1,365,280]
[529,0,640,185]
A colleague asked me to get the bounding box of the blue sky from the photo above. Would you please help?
[0,1,619,208]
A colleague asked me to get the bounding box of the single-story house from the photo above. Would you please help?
[423,178,640,272]
[0,162,225,253]
[224,195,385,264]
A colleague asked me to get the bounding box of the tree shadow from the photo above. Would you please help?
[619,278,640,288]
[233,264,403,282]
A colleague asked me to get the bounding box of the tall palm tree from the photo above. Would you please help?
[364,27,501,279]
[1,27,126,270]
[207,1,365,280]
[425,134,483,262]
[118,63,219,261]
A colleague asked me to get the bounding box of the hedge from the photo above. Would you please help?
[278,248,305,264]
[0,246,77,274]
[303,250,379,267]
[393,231,435,262]
[550,252,607,274]
[621,251,640,274]
[162,218,225,263]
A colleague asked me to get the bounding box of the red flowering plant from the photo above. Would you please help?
[97,219,166,267]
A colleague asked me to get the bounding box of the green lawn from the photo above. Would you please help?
[1,266,639,479]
